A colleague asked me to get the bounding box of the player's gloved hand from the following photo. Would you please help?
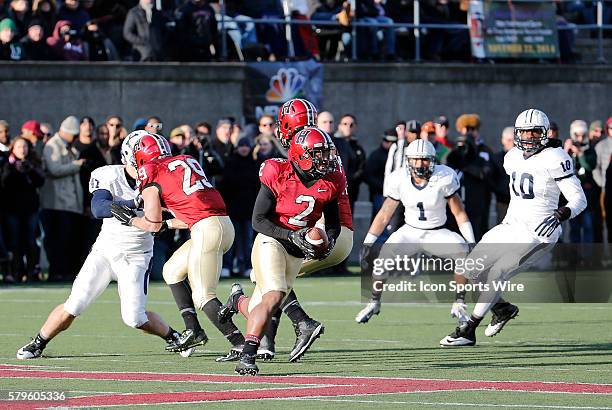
[360,245,375,275]
[535,206,571,238]
[316,236,335,260]
[111,203,136,226]
[450,300,470,323]
[288,228,316,259]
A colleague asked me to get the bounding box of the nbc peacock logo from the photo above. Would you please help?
[265,68,306,103]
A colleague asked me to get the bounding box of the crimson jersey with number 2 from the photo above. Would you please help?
[259,158,345,231]
[138,154,227,228]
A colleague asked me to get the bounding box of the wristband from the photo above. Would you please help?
[364,233,379,244]
[166,219,174,229]
[459,222,476,244]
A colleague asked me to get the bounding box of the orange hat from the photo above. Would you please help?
[455,114,481,132]
[422,121,435,134]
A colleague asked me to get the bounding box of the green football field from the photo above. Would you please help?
[1,276,612,409]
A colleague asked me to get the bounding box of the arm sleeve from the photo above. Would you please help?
[43,143,81,178]
[91,189,113,219]
[441,169,461,198]
[322,199,341,240]
[252,184,293,241]
[557,175,587,219]
[384,170,401,200]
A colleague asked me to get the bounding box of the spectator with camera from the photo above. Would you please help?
[0,18,25,60]
[2,137,45,283]
[182,125,224,178]
[564,120,596,243]
[446,114,494,241]
[47,20,87,60]
[40,116,85,282]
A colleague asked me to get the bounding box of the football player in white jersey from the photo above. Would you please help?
[17,131,188,359]
[440,109,587,347]
[356,139,476,324]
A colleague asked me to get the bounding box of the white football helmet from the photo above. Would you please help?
[514,109,550,153]
[405,139,436,179]
[121,130,150,166]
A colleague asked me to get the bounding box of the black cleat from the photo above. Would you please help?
[440,322,477,347]
[215,345,243,362]
[288,319,324,362]
[218,283,244,324]
[17,338,45,360]
[256,335,275,361]
[235,352,259,376]
[165,329,208,352]
[485,303,519,337]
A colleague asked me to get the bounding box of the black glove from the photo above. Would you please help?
[111,203,137,226]
[316,236,335,260]
[535,206,571,238]
[288,228,316,259]
[360,244,375,275]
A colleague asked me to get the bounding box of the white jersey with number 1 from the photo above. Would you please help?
[502,146,586,243]
[385,164,460,230]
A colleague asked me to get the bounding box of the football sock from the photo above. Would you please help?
[468,315,483,328]
[243,334,260,356]
[168,280,202,332]
[282,291,309,323]
[455,289,466,302]
[35,333,48,348]
[202,298,245,346]
[164,327,178,342]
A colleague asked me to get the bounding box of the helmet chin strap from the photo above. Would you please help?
[291,162,317,185]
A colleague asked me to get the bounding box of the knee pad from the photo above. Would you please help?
[122,310,148,329]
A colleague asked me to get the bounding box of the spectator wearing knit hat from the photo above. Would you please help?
[6,0,32,39]
[47,20,87,61]
[40,115,86,281]
[0,18,25,60]
[20,19,54,60]
[589,120,603,146]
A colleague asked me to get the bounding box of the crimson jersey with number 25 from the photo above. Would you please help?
[138,154,227,228]
[259,158,345,231]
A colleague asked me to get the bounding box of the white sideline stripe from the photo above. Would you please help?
[292,398,612,409]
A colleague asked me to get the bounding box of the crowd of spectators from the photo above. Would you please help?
[2,0,609,63]
[0,110,611,284]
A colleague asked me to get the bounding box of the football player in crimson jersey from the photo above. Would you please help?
[251,98,354,363]
[110,133,245,360]
[219,127,344,375]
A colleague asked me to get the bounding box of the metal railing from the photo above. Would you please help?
[213,0,612,63]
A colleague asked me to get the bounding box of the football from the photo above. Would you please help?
[305,226,329,253]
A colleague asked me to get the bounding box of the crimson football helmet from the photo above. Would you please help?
[288,127,337,178]
[277,98,318,148]
[133,133,172,168]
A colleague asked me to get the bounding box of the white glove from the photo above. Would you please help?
[450,301,470,323]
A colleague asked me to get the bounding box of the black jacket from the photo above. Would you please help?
[0,40,25,61]
[20,37,54,61]
[176,2,218,60]
[364,144,388,198]
[218,152,260,219]
[1,159,45,214]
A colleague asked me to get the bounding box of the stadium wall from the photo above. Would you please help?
[1,62,610,153]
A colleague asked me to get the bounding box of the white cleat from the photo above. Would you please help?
[179,347,196,358]
[17,339,44,360]
[355,300,381,324]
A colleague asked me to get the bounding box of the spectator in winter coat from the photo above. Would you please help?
[47,20,87,61]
